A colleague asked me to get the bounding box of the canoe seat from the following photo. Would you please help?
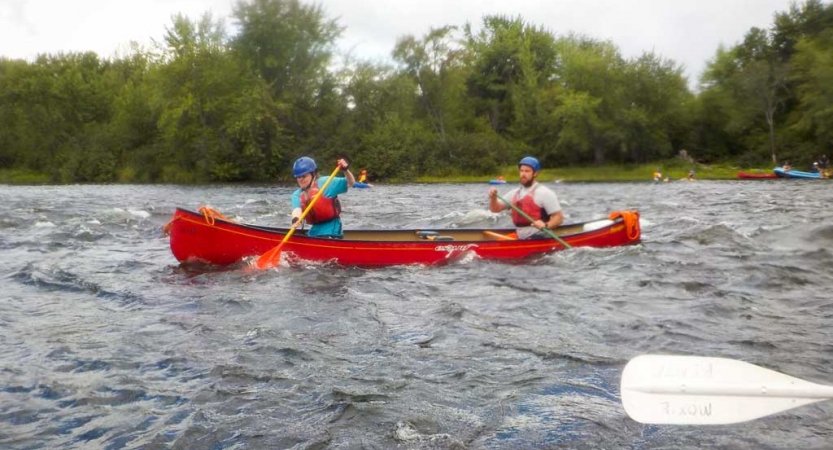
[416,231,454,241]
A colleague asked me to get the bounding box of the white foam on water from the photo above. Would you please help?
[128,210,150,219]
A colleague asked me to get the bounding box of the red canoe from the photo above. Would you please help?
[737,172,777,179]
[165,207,642,267]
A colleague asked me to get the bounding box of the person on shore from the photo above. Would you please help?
[290,157,354,238]
[687,169,696,181]
[811,162,820,173]
[488,156,564,240]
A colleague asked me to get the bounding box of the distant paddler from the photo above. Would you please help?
[653,171,662,183]
[355,168,374,188]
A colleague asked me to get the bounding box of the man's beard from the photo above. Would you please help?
[521,177,535,188]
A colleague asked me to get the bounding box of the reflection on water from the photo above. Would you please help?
[1,181,832,448]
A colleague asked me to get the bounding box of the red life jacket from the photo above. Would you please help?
[300,181,341,224]
[511,185,549,226]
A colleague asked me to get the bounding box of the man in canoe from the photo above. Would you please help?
[290,156,355,238]
[488,156,564,239]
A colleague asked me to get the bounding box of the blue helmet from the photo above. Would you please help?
[293,157,317,177]
[518,156,541,172]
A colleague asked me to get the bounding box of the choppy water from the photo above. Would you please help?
[1,180,832,449]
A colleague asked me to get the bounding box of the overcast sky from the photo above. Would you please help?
[1,0,797,87]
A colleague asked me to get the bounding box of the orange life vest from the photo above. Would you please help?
[300,182,341,224]
[511,185,549,226]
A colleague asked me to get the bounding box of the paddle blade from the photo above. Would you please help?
[253,164,341,270]
[255,244,283,269]
[621,355,830,425]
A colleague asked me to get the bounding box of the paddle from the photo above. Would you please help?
[495,193,572,249]
[483,230,517,241]
[621,354,833,425]
[255,164,342,269]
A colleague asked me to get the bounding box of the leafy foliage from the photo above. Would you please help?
[0,0,831,183]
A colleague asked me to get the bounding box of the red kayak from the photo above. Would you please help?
[737,172,777,179]
[165,207,641,267]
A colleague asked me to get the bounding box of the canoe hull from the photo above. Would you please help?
[737,172,777,179]
[773,168,822,179]
[167,208,641,267]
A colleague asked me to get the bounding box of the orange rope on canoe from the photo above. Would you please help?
[609,210,641,240]
[162,219,175,236]
[198,206,235,226]
[162,206,236,236]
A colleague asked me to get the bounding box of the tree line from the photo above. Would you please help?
[0,0,831,183]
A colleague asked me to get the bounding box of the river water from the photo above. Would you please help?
[1,180,832,449]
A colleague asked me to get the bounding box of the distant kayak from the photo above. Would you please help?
[773,168,823,179]
[354,182,372,188]
[488,179,507,185]
[737,172,777,179]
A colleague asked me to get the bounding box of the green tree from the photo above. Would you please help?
[0,58,33,168]
[107,48,160,181]
[231,0,343,168]
[738,28,791,165]
[393,26,463,145]
[620,52,692,163]
[463,15,557,137]
[792,28,833,152]
[550,35,627,164]
[150,13,242,181]
[778,0,833,159]
[699,27,792,166]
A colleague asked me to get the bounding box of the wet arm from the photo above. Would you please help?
[344,168,355,188]
[488,188,506,213]
[545,210,564,230]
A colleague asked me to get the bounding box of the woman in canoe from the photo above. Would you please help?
[488,156,564,240]
[290,157,355,238]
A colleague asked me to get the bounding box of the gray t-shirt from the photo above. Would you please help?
[502,182,562,239]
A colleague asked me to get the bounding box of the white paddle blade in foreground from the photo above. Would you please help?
[621,355,833,425]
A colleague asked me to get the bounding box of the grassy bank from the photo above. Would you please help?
[416,161,765,183]
[1,161,772,185]
[0,169,51,184]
